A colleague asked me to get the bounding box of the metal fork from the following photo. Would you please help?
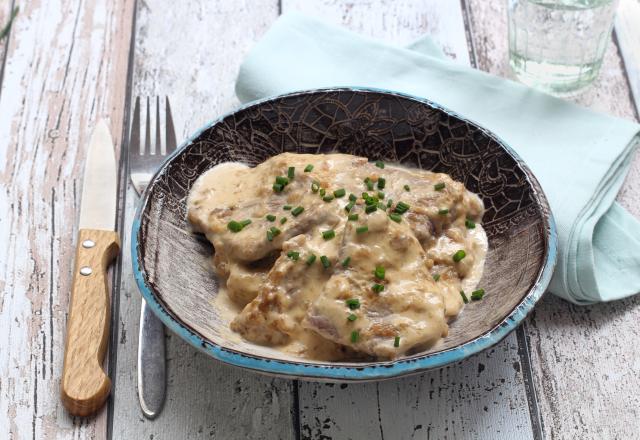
[129,96,177,419]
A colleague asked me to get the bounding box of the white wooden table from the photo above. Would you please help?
[2,0,640,438]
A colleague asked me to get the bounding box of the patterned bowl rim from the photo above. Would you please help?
[131,87,558,381]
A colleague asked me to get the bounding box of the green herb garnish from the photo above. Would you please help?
[438,208,449,215]
[389,213,402,223]
[346,298,360,309]
[322,229,336,240]
[333,188,346,198]
[275,176,289,186]
[273,183,284,192]
[227,221,243,233]
[356,226,368,234]
[394,336,400,347]
[347,313,358,322]
[372,283,385,293]
[434,182,445,191]
[291,206,304,217]
[377,191,385,199]
[471,289,485,301]
[342,256,351,267]
[365,204,377,214]
[374,266,385,280]
[375,160,385,169]
[453,250,466,262]
[304,164,314,172]
[283,205,292,210]
[404,184,410,192]
[306,254,317,265]
[345,201,355,213]
[433,273,441,282]
[460,290,469,304]
[287,166,295,179]
[350,330,360,343]
[377,177,386,189]
[311,181,320,193]
[348,213,359,221]
[349,193,357,202]
[323,195,334,202]
[286,251,300,261]
[280,217,287,224]
[266,214,276,222]
[320,255,331,269]
[394,201,410,214]
[465,218,476,229]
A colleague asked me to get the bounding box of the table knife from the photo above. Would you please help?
[61,120,120,416]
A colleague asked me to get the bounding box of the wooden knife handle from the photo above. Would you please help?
[61,229,120,416]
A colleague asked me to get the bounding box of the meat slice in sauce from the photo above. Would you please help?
[304,210,448,359]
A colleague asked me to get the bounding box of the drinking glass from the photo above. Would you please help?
[508,0,620,96]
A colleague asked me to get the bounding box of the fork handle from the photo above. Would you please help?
[137,300,166,418]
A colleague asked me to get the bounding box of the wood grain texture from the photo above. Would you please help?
[109,1,297,439]
[465,1,640,439]
[0,2,14,88]
[62,229,119,417]
[0,0,134,437]
[280,1,536,438]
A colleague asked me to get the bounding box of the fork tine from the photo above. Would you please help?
[165,96,177,154]
[130,96,141,156]
[155,96,162,155]
[145,97,152,155]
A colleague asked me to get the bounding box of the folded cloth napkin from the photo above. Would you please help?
[235,12,640,305]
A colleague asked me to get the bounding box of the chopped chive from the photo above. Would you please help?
[291,206,304,216]
[377,202,387,211]
[270,226,281,236]
[306,254,317,265]
[322,229,336,240]
[342,256,351,267]
[364,196,377,206]
[362,192,370,199]
[304,164,314,172]
[366,179,374,191]
[349,193,357,202]
[346,298,360,309]
[266,230,274,241]
[266,214,276,222]
[404,184,410,192]
[438,208,449,215]
[347,313,358,322]
[323,195,334,202]
[283,205,292,210]
[460,290,469,304]
[320,255,331,269]
[345,201,355,213]
[348,213,359,221]
[452,250,466,262]
[273,183,284,192]
[377,191,385,199]
[372,283,385,293]
[227,221,243,232]
[275,176,289,186]
[375,160,385,169]
[351,330,360,343]
[433,273,441,282]
[471,289,485,301]
[465,218,476,229]
[311,181,320,193]
[387,199,393,208]
[286,251,300,261]
[240,219,252,227]
[356,226,368,234]
[287,166,295,179]
[434,182,445,191]
[394,336,400,347]
[280,217,287,224]
[319,188,326,197]
[333,188,346,198]
[389,213,402,223]
[365,204,377,214]
[374,266,385,280]
[377,177,386,189]
[394,201,410,214]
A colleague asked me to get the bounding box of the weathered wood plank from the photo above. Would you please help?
[280,1,535,438]
[0,2,15,87]
[0,0,134,438]
[109,1,298,439]
[466,1,640,439]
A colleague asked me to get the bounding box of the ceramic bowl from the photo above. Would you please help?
[132,88,557,381]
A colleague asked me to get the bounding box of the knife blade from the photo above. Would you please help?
[61,120,120,417]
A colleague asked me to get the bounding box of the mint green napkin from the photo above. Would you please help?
[235,13,640,305]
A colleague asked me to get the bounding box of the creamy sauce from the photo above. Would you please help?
[188,153,488,360]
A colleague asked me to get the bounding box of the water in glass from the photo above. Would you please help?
[508,0,619,96]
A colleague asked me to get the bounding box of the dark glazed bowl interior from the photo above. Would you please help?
[132,88,556,381]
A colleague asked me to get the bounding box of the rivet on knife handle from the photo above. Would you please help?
[61,229,120,416]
